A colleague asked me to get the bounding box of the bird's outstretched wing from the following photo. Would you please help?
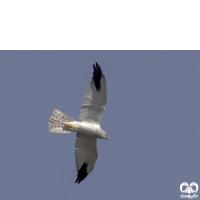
[75,133,98,184]
[79,62,107,124]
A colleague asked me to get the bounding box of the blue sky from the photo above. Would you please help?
[0,51,199,200]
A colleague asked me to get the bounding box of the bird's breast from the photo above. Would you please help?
[74,122,101,138]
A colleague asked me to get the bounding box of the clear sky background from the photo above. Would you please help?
[0,51,199,200]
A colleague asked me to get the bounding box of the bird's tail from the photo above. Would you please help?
[48,109,77,133]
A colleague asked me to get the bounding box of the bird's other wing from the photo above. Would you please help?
[75,133,98,184]
[79,62,107,124]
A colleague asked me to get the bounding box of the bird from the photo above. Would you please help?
[48,62,107,184]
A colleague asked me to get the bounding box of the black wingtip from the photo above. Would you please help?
[93,62,102,91]
[75,162,88,184]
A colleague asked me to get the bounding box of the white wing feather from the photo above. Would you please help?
[75,133,98,173]
[79,75,107,124]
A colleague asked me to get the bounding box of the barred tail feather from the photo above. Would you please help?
[49,109,76,133]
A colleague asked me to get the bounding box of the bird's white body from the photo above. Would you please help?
[67,122,106,139]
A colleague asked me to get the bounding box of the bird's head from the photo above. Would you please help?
[102,131,108,140]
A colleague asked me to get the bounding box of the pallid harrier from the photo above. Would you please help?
[48,62,107,184]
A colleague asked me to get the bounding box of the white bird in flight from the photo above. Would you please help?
[48,62,107,184]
